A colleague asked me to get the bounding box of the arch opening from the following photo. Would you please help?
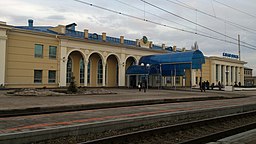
[106,55,119,87]
[66,51,84,86]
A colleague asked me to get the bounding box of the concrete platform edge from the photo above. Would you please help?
[0,96,229,117]
[1,104,256,144]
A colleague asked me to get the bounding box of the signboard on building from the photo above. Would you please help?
[223,53,239,59]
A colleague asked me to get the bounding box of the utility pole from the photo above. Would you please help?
[238,34,241,61]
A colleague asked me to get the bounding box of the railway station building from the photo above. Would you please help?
[0,20,246,88]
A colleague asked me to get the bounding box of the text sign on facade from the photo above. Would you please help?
[223,53,239,59]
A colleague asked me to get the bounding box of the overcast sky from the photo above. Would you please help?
[1,0,256,74]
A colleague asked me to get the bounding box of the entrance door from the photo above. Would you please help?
[129,75,136,88]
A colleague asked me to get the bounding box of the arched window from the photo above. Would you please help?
[66,57,72,83]
[97,59,103,84]
[87,60,91,84]
[80,58,84,83]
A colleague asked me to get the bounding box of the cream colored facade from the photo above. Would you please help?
[0,20,247,88]
[194,56,246,86]
[0,20,168,88]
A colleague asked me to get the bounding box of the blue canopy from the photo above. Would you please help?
[126,50,205,76]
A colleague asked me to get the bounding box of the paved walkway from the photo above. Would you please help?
[0,88,255,110]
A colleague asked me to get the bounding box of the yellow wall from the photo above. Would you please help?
[195,58,211,83]
[6,32,59,88]
[106,55,118,87]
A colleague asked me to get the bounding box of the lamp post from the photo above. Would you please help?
[140,63,150,92]
[146,64,150,91]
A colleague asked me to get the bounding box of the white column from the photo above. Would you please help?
[240,67,244,85]
[223,65,226,86]
[0,29,7,86]
[127,75,130,88]
[237,67,241,84]
[232,66,235,85]
[59,46,67,87]
[84,60,88,86]
[118,54,126,87]
[118,62,126,87]
[173,76,176,86]
[191,69,196,86]
[102,62,106,87]
[212,63,216,84]
[218,64,222,84]
[228,66,231,85]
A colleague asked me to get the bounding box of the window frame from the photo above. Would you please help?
[66,57,72,83]
[49,46,57,59]
[34,44,43,58]
[34,70,43,83]
[48,70,56,83]
[80,58,85,83]
[97,59,103,84]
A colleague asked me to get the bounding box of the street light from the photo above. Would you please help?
[146,64,150,91]
[140,63,150,92]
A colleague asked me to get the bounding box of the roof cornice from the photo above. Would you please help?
[206,56,247,64]
[58,35,167,53]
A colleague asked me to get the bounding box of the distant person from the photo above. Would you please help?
[238,82,241,87]
[202,81,206,92]
[142,79,147,93]
[218,81,221,90]
[206,80,210,90]
[234,82,238,87]
[211,83,214,90]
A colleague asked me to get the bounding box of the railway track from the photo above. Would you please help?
[79,110,256,144]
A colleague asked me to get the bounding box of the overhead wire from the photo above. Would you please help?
[72,0,256,50]
[213,0,256,19]
[171,0,256,34]
[141,0,256,49]
[114,0,209,36]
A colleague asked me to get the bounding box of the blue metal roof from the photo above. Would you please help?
[15,21,171,51]
[139,50,205,69]
[15,26,58,34]
[126,50,205,76]
[126,65,149,75]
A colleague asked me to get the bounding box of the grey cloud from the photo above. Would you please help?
[46,15,66,20]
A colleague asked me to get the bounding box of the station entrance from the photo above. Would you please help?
[126,50,205,89]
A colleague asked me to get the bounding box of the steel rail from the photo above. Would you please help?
[78,110,256,144]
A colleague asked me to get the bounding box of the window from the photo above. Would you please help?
[97,59,103,84]
[34,70,42,83]
[66,57,72,83]
[166,76,171,83]
[49,46,57,59]
[48,70,56,83]
[35,44,43,58]
[175,76,180,84]
[80,59,84,83]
